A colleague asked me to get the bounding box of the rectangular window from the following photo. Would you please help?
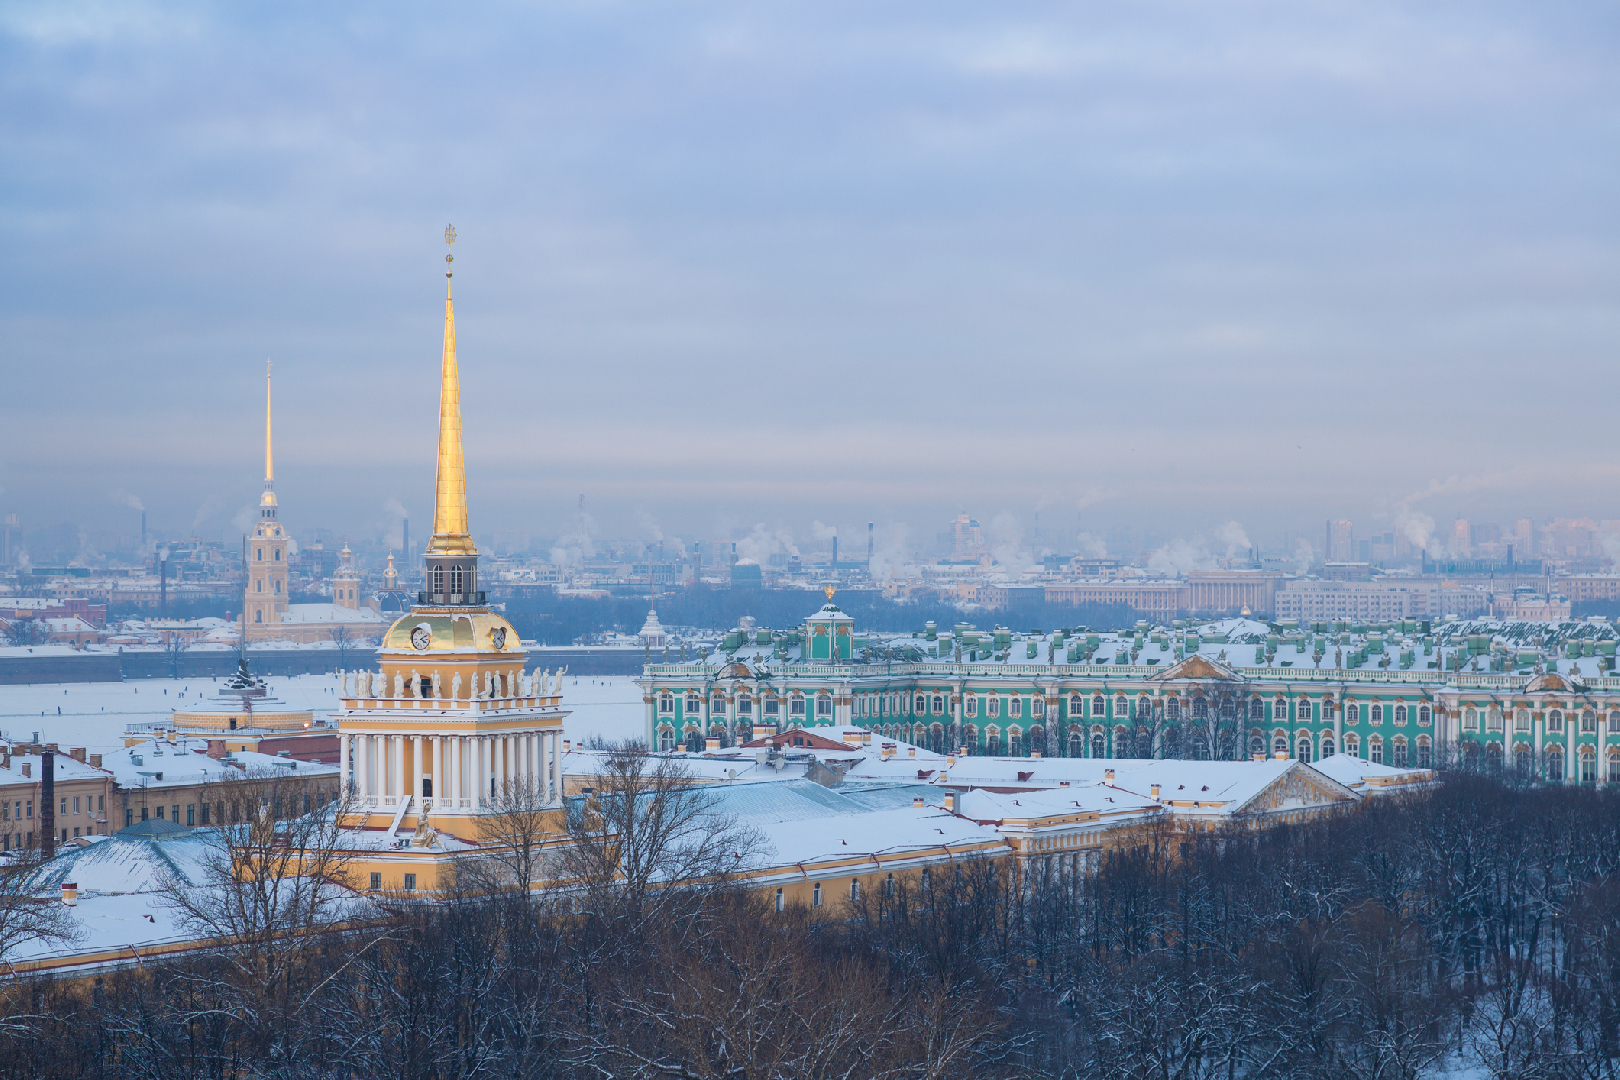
[370,872,382,891]
[126,809,133,827]
[186,804,195,826]
[403,873,416,891]
[850,879,861,902]
[155,805,164,820]
[60,798,67,816]
[98,796,104,813]
[73,827,80,838]
[775,888,784,912]
[817,697,831,716]
[791,698,806,715]
[813,883,822,907]
[141,807,149,821]
[173,805,180,822]
[73,797,80,815]
[200,803,210,825]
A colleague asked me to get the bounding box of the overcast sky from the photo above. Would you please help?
[2,1,1617,559]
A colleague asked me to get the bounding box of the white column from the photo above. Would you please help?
[412,735,423,799]
[469,738,481,811]
[552,731,563,804]
[451,737,462,806]
[339,734,351,795]
[430,736,442,805]
[393,736,405,802]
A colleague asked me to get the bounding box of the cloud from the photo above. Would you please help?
[191,494,224,530]
[379,498,408,550]
[1074,532,1107,559]
[1214,520,1251,555]
[734,522,798,565]
[110,489,144,513]
[1147,538,1216,576]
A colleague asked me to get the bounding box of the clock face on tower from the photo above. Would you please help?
[411,626,432,651]
[492,627,506,650]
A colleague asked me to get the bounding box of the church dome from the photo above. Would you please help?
[381,610,521,655]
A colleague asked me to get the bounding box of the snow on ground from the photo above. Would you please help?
[0,674,648,755]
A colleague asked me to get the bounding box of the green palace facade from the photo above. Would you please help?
[637,601,1620,784]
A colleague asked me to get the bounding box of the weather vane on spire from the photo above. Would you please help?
[445,223,456,277]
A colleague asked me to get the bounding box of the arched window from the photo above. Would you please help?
[1250,698,1265,721]
[1582,710,1597,733]
[1297,738,1312,764]
[931,695,944,714]
[1031,698,1045,717]
[1010,698,1023,718]
[1250,735,1265,758]
[1418,706,1432,726]
[1546,748,1565,783]
[451,566,464,595]
[1345,733,1360,757]
[965,697,978,718]
[432,565,444,593]
[1321,736,1335,758]
[1392,738,1407,768]
[1549,709,1565,733]
[1487,709,1503,732]
[273,549,281,561]
[686,730,702,752]
[1369,737,1384,765]
[712,693,726,712]
[1515,709,1530,732]
[1009,731,1023,757]
[914,694,927,715]
[1394,705,1408,726]
[1347,703,1360,724]
[1070,733,1083,757]
[1583,749,1599,783]
[1462,708,1477,731]
[1166,697,1180,720]
[1070,694,1084,715]
[1115,695,1128,717]
[986,731,1003,756]
[1192,698,1208,720]
[987,697,1001,718]
[1609,750,1620,784]
[658,728,674,751]
[1092,733,1105,758]
[1371,704,1383,724]
[1486,743,1502,770]
[1417,738,1431,769]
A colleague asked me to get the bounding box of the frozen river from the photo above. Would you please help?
[0,673,648,754]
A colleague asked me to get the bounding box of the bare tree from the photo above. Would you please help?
[1,617,46,648]
[157,767,369,1071]
[461,773,555,899]
[0,846,81,966]
[162,630,190,678]
[553,743,761,929]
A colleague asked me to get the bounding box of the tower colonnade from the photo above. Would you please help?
[339,727,563,811]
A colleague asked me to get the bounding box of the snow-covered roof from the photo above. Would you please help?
[100,736,339,790]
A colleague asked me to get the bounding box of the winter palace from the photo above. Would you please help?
[639,600,1620,784]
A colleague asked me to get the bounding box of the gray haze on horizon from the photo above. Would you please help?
[2,0,1617,558]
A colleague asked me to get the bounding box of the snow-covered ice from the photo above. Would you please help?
[0,673,649,754]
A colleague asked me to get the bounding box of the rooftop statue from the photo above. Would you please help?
[224,657,266,691]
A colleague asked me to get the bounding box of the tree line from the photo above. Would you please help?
[2,756,1619,1078]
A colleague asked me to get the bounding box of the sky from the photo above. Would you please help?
[2,0,1617,559]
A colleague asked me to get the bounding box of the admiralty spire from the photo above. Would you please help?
[421,224,481,604]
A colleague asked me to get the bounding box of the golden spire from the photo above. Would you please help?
[427,225,475,555]
[260,361,277,510]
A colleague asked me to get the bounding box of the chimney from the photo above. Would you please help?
[1104,768,1115,782]
[70,747,86,763]
[1150,784,1161,801]
[943,793,957,813]
[705,736,721,752]
[89,754,102,769]
[1253,751,1265,761]
[907,746,915,757]
[946,754,956,766]
[867,521,874,565]
[41,750,55,858]
[1030,750,1042,760]
[21,762,30,778]
[831,534,838,569]
[912,796,924,809]
[206,740,227,760]
[61,882,77,907]
[1274,750,1288,759]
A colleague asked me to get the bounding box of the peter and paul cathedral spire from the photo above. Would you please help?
[261,361,277,518]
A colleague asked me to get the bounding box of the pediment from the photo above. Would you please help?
[1523,671,1582,694]
[1150,654,1240,682]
